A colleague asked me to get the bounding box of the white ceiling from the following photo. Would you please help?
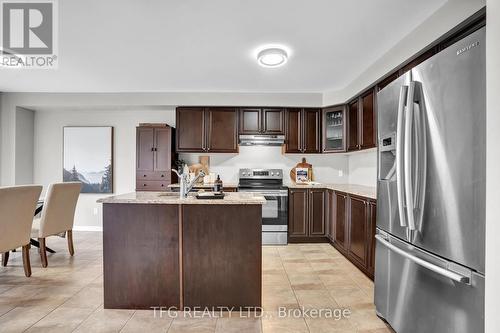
[0,0,447,93]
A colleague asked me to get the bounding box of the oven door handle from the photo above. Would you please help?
[238,190,288,196]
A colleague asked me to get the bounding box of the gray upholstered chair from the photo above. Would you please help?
[31,182,81,267]
[0,185,43,277]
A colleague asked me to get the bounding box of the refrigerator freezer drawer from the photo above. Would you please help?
[374,232,484,333]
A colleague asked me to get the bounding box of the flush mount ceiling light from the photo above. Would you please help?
[257,47,288,68]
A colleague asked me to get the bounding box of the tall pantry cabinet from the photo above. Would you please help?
[136,124,175,191]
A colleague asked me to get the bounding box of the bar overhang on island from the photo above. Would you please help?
[97,192,265,310]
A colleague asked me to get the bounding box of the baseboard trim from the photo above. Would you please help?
[73,226,103,232]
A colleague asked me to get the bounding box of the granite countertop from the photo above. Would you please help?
[167,183,239,189]
[97,191,266,205]
[287,182,376,199]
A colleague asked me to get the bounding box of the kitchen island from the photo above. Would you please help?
[97,192,265,310]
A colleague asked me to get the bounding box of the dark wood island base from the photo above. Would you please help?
[99,192,264,310]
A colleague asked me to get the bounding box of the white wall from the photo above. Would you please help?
[180,147,349,185]
[323,0,486,105]
[15,107,35,184]
[1,91,322,186]
[347,150,377,187]
[33,107,176,229]
[485,1,500,331]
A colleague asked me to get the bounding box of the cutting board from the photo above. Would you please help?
[290,158,314,183]
[189,156,210,183]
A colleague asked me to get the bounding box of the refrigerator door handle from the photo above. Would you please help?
[404,83,416,231]
[375,234,471,284]
[396,85,408,228]
[412,82,427,217]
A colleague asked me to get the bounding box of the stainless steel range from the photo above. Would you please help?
[238,168,288,245]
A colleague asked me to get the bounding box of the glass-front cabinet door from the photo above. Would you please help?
[322,105,346,152]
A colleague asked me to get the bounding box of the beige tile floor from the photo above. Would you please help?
[0,232,391,333]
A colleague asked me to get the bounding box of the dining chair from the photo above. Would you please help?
[0,185,43,277]
[31,182,81,267]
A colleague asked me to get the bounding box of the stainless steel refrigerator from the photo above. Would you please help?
[375,27,485,333]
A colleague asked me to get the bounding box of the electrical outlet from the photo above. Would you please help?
[93,208,98,215]
[338,170,344,177]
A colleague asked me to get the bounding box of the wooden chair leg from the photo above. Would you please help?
[67,230,75,256]
[22,245,31,277]
[1,251,9,267]
[39,238,48,268]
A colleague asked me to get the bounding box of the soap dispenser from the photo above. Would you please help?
[213,175,223,193]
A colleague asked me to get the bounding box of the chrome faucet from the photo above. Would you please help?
[172,169,206,198]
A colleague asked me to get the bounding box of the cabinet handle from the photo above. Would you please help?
[143,174,146,177]
[161,174,164,177]
[151,147,154,151]
[143,184,147,187]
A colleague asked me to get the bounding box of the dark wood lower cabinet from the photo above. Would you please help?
[103,204,180,309]
[367,201,377,277]
[288,188,327,242]
[348,196,369,268]
[309,189,326,236]
[182,205,261,308]
[288,188,376,278]
[333,192,348,253]
[103,202,262,310]
[288,189,308,238]
[328,191,376,279]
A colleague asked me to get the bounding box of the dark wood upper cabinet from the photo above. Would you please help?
[288,189,308,238]
[262,108,284,134]
[284,108,321,153]
[176,107,238,153]
[206,107,238,153]
[322,106,346,152]
[136,125,174,191]
[239,108,261,134]
[303,109,321,153]
[399,48,435,76]
[346,89,376,151]
[284,108,302,153]
[348,196,368,267]
[347,100,359,151]
[176,107,205,152]
[309,189,326,236]
[334,192,348,252]
[377,71,400,91]
[239,108,284,135]
[360,91,376,149]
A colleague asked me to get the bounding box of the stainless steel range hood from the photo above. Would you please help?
[239,135,285,146]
